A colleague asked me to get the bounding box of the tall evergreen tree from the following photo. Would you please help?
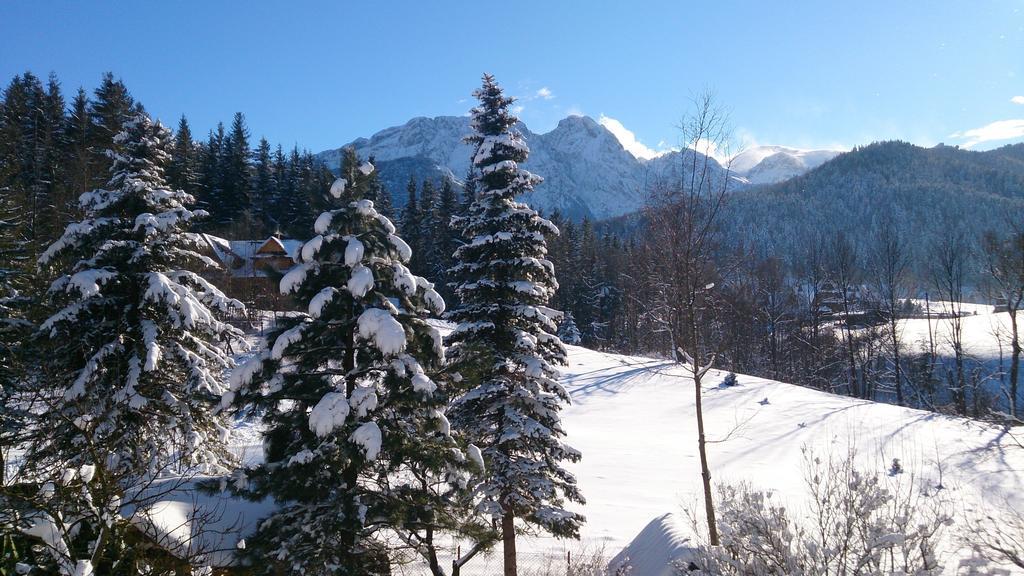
[267,143,288,233]
[216,112,253,232]
[401,175,422,251]
[88,72,136,188]
[167,115,199,196]
[446,74,584,576]
[275,146,312,237]
[24,113,242,574]
[225,158,477,574]
[252,136,275,236]
[0,133,32,489]
[416,178,438,278]
[1,73,58,261]
[0,75,45,493]
[64,87,93,211]
[196,122,225,228]
[39,73,68,241]
[433,176,460,300]
[460,167,478,215]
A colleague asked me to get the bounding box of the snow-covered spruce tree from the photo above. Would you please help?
[446,74,584,576]
[224,160,484,575]
[23,112,242,574]
[557,313,582,346]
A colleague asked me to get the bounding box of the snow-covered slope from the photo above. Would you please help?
[551,347,1022,561]
[137,333,1024,573]
[318,115,742,220]
[730,145,843,185]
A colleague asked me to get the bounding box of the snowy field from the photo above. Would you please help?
[898,301,1015,361]
[533,345,1024,573]
[217,337,1024,574]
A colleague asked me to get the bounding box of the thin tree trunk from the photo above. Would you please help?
[502,509,517,576]
[1010,307,1020,418]
[424,525,443,576]
[844,324,858,397]
[693,365,718,546]
[890,316,904,406]
[926,293,935,394]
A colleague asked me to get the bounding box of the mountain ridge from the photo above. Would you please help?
[317,115,838,220]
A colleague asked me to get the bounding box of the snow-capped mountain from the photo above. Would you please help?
[319,117,839,220]
[730,145,844,185]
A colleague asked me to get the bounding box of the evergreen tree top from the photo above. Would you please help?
[467,73,518,139]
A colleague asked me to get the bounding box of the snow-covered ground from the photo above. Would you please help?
[539,345,1024,573]
[898,301,1014,361]
[122,313,1024,573]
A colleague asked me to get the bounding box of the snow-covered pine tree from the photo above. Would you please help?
[328,147,380,214]
[24,112,243,573]
[224,157,481,575]
[366,158,394,219]
[557,313,582,346]
[88,73,137,189]
[446,74,584,575]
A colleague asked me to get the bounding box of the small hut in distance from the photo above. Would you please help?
[200,234,303,311]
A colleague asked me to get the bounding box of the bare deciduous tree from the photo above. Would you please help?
[930,231,971,415]
[829,231,862,398]
[643,91,732,546]
[871,220,911,405]
[982,230,1024,419]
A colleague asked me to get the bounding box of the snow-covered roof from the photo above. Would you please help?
[201,234,304,278]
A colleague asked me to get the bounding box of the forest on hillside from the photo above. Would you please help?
[5,71,1024,425]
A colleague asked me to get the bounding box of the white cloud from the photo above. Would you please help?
[598,115,671,161]
[950,119,1024,148]
[512,104,525,115]
[536,87,554,100]
[1012,95,1024,105]
[692,137,731,164]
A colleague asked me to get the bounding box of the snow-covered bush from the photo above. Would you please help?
[681,448,953,575]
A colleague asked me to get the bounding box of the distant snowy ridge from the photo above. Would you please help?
[729,145,844,185]
[318,116,837,220]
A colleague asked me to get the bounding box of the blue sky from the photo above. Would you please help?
[2,1,1022,156]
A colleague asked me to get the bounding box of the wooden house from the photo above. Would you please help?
[200,234,304,311]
